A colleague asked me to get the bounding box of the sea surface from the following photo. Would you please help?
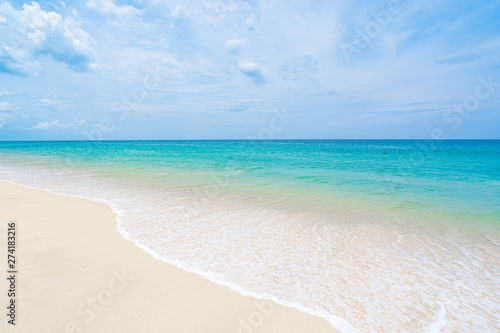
[0,140,499,332]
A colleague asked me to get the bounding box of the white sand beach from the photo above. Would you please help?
[0,181,339,333]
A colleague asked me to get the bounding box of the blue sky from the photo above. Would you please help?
[0,0,499,140]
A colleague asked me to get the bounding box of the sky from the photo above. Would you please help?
[0,0,499,140]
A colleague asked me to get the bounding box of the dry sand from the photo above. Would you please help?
[0,181,339,333]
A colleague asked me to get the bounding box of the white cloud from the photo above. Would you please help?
[40,98,69,110]
[86,0,140,17]
[32,119,79,129]
[238,60,266,85]
[0,2,95,74]
[223,38,248,53]
[0,90,9,96]
[245,14,257,30]
[0,111,14,128]
[0,101,18,111]
[0,13,6,23]
[169,0,245,24]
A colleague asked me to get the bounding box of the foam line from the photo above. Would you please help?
[0,179,360,333]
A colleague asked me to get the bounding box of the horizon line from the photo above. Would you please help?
[1,138,500,142]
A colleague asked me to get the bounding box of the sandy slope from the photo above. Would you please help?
[0,181,339,333]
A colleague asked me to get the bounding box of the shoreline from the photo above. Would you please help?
[0,181,341,332]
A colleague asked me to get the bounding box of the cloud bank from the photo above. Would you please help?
[0,1,95,74]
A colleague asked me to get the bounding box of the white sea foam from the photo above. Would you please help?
[1,162,499,332]
[425,303,448,333]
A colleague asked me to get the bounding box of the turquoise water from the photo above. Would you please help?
[0,140,499,332]
[0,140,498,218]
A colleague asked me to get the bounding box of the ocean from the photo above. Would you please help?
[0,140,499,332]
